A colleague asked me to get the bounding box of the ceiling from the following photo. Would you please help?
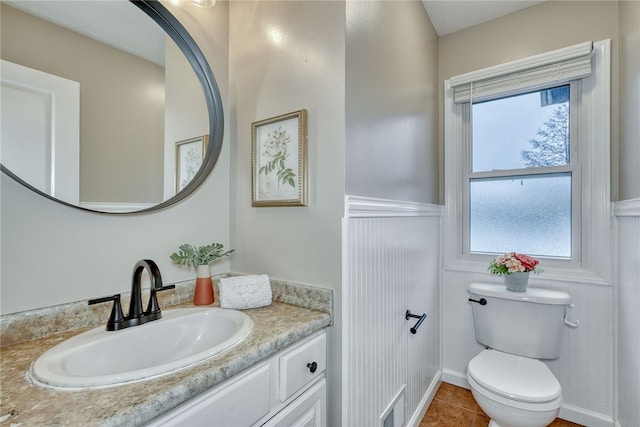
[5,0,546,65]
[422,0,546,36]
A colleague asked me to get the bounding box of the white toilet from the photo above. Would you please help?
[467,283,572,427]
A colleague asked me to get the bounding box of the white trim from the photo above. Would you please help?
[344,195,443,218]
[340,218,350,427]
[379,385,406,427]
[78,202,156,213]
[1,60,80,204]
[407,371,441,427]
[441,369,469,389]
[585,40,612,283]
[443,79,464,270]
[449,41,593,87]
[444,259,610,286]
[558,403,616,427]
[614,198,640,217]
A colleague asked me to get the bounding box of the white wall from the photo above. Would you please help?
[614,199,640,427]
[342,200,441,426]
[0,1,231,314]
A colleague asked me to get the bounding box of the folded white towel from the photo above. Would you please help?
[219,274,272,310]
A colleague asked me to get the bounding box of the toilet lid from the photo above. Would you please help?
[468,350,561,403]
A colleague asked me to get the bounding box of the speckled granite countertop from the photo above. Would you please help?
[0,280,333,427]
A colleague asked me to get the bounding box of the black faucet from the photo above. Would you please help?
[88,259,175,331]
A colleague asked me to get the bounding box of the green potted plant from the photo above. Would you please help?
[170,243,234,305]
[488,252,542,292]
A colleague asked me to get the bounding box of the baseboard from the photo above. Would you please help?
[559,403,616,427]
[441,368,469,389]
[408,370,442,427]
[441,369,616,427]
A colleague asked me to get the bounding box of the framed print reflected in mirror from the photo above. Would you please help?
[175,135,208,193]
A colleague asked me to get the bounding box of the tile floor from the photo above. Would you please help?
[419,382,583,427]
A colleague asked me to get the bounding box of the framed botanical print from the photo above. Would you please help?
[251,110,307,207]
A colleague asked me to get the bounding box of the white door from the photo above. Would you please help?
[1,59,80,204]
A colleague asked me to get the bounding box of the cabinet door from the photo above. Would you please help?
[146,362,271,427]
[279,333,326,402]
[262,378,326,427]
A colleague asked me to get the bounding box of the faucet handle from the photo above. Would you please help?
[146,284,176,316]
[88,294,124,331]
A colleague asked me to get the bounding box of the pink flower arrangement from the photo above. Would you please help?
[488,252,542,276]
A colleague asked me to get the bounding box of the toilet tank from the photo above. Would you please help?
[468,283,571,359]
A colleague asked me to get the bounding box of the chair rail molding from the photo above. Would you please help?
[344,195,443,218]
[614,198,640,217]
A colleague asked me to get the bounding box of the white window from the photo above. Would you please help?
[465,83,579,259]
[444,40,611,283]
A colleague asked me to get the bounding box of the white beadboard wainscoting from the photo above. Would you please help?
[342,196,442,427]
[442,264,615,427]
[614,198,640,427]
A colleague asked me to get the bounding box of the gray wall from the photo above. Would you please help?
[229,0,345,301]
[618,0,640,201]
[346,0,439,204]
[438,0,639,203]
[228,2,346,424]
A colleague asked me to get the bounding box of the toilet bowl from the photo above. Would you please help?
[467,349,562,427]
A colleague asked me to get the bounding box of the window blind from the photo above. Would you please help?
[451,41,593,103]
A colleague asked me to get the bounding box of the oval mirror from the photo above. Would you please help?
[0,0,223,214]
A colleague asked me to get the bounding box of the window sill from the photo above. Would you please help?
[444,258,610,286]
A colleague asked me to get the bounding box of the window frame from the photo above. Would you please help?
[443,40,611,285]
[461,81,582,263]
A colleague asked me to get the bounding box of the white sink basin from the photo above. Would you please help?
[29,307,253,389]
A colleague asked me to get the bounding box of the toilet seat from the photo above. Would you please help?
[468,374,562,414]
[468,349,561,404]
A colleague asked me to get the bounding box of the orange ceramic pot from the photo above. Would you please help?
[194,265,214,305]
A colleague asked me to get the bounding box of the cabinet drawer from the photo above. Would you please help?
[147,362,271,426]
[279,333,326,402]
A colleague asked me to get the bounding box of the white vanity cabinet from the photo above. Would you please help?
[146,330,327,427]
